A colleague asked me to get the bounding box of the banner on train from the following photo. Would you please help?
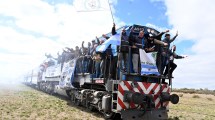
[59,59,76,89]
[139,49,160,75]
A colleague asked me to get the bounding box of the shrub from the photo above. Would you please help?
[192,95,200,98]
[178,94,183,97]
[207,98,213,101]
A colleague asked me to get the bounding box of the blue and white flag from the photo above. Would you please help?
[139,49,160,75]
[59,59,77,89]
[96,33,120,53]
[74,0,108,12]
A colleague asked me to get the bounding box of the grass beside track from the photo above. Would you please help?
[168,92,215,120]
[1,83,215,120]
[0,83,103,120]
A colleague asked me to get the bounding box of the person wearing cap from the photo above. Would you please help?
[144,34,168,53]
[161,31,179,74]
[163,31,178,50]
[129,29,146,73]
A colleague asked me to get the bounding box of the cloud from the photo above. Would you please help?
[146,23,168,32]
[162,0,215,89]
[0,0,124,82]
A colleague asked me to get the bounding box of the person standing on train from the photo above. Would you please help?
[129,29,146,73]
[161,31,178,74]
[162,45,187,83]
[119,27,129,72]
[144,34,168,53]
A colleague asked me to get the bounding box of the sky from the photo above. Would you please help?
[0,0,214,89]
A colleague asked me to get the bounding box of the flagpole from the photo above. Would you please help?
[108,0,114,23]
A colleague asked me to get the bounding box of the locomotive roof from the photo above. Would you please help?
[97,24,160,40]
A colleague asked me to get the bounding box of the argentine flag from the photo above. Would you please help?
[96,33,121,53]
[139,49,160,75]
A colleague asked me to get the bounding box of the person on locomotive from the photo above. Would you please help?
[111,23,119,79]
[112,23,117,35]
[75,46,82,73]
[101,23,116,40]
[92,48,102,78]
[152,30,170,40]
[56,52,61,64]
[129,29,146,73]
[81,41,90,73]
[162,45,187,83]
[88,39,97,73]
[45,53,53,58]
[102,34,110,40]
[163,31,178,49]
[161,31,179,74]
[74,46,81,57]
[144,34,168,53]
[91,40,96,53]
[95,37,105,77]
[119,27,129,72]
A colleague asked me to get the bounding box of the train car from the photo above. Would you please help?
[24,68,40,87]
[24,24,180,120]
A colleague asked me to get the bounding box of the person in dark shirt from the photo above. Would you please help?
[112,23,117,35]
[161,31,179,74]
[152,30,169,40]
[81,41,90,73]
[163,31,178,50]
[119,27,129,71]
[144,34,168,53]
[129,29,145,73]
[162,45,187,83]
[101,23,116,40]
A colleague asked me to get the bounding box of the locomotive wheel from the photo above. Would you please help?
[70,94,76,105]
[66,90,71,98]
[87,102,96,111]
[75,99,81,106]
[103,112,115,119]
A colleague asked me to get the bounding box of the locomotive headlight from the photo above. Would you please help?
[161,92,179,104]
[123,91,146,104]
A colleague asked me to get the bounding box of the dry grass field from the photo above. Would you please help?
[168,92,215,120]
[0,83,103,120]
[0,83,215,120]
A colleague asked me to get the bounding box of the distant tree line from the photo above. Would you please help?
[173,88,215,96]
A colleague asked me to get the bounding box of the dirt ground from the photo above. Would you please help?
[0,83,215,120]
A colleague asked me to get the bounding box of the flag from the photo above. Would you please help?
[74,0,108,12]
[139,49,160,75]
[59,59,77,89]
[96,33,120,53]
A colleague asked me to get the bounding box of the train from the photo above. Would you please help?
[24,24,180,120]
